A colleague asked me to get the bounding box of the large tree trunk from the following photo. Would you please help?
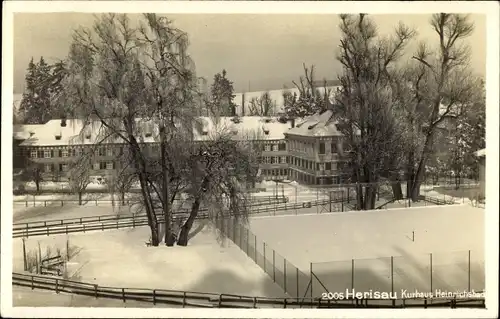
[177,197,202,246]
[78,192,82,205]
[160,126,175,247]
[130,138,160,246]
[121,191,125,206]
[390,171,403,200]
[410,131,435,202]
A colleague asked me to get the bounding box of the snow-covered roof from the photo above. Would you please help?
[285,110,344,137]
[13,124,44,140]
[19,116,292,147]
[475,148,486,157]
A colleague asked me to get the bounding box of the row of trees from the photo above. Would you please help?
[277,13,484,209]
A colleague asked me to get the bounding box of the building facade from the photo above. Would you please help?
[17,113,347,186]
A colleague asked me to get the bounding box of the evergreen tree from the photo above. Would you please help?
[206,69,237,117]
[19,58,40,124]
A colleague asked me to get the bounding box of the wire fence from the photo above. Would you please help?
[215,216,312,305]
[12,272,485,308]
[311,250,485,300]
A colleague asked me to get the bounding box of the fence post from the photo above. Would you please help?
[430,253,433,292]
[122,288,125,302]
[284,258,287,293]
[182,291,187,307]
[296,267,299,299]
[263,243,266,271]
[83,224,86,233]
[254,235,257,262]
[61,200,63,207]
[468,250,471,292]
[391,256,394,295]
[272,250,276,282]
[31,275,34,290]
[245,228,249,254]
[152,289,156,305]
[94,284,98,298]
[310,262,313,300]
[22,238,27,271]
[44,201,47,207]
[55,278,59,294]
[351,259,355,291]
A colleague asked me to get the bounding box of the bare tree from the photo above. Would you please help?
[248,91,275,116]
[57,13,195,246]
[333,14,416,210]
[284,64,333,119]
[404,14,483,200]
[68,151,92,205]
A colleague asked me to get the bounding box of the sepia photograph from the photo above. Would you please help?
[1,1,498,318]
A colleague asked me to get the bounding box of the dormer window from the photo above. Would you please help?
[29,131,35,137]
[263,130,269,135]
[85,134,91,140]
[201,130,208,136]
[145,132,152,138]
[55,134,62,140]
[264,118,272,123]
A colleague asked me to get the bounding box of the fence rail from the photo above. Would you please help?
[13,195,287,208]
[12,272,485,308]
[13,197,350,238]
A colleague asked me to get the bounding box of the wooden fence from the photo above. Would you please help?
[13,197,339,238]
[12,273,485,308]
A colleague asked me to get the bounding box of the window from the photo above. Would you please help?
[44,164,52,172]
[106,161,114,170]
[271,157,276,164]
[93,162,100,170]
[280,156,287,164]
[265,157,271,164]
[30,150,37,158]
[264,144,271,152]
[106,148,114,157]
[62,149,69,157]
[272,144,278,151]
[325,162,332,170]
[319,163,325,171]
[319,142,325,154]
[278,143,286,151]
[331,142,337,154]
[59,163,68,172]
[98,148,105,156]
[44,150,52,158]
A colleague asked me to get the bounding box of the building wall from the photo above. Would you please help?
[286,134,346,185]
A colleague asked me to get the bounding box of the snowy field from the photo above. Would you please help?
[12,224,287,300]
[248,204,485,295]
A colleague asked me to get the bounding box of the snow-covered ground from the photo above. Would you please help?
[12,224,287,299]
[248,204,485,295]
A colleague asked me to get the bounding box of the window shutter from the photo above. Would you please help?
[59,149,62,157]
[50,150,54,158]
[113,161,116,170]
[51,164,55,172]
[59,164,63,171]
[38,150,42,158]
[72,149,76,157]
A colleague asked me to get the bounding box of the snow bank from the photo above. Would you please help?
[13,225,286,298]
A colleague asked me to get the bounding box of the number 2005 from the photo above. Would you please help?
[321,292,344,300]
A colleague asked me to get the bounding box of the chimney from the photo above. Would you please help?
[290,118,295,128]
[241,93,245,116]
[61,118,67,127]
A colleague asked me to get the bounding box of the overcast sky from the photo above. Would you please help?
[13,13,486,94]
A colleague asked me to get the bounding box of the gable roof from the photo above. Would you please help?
[285,110,343,137]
